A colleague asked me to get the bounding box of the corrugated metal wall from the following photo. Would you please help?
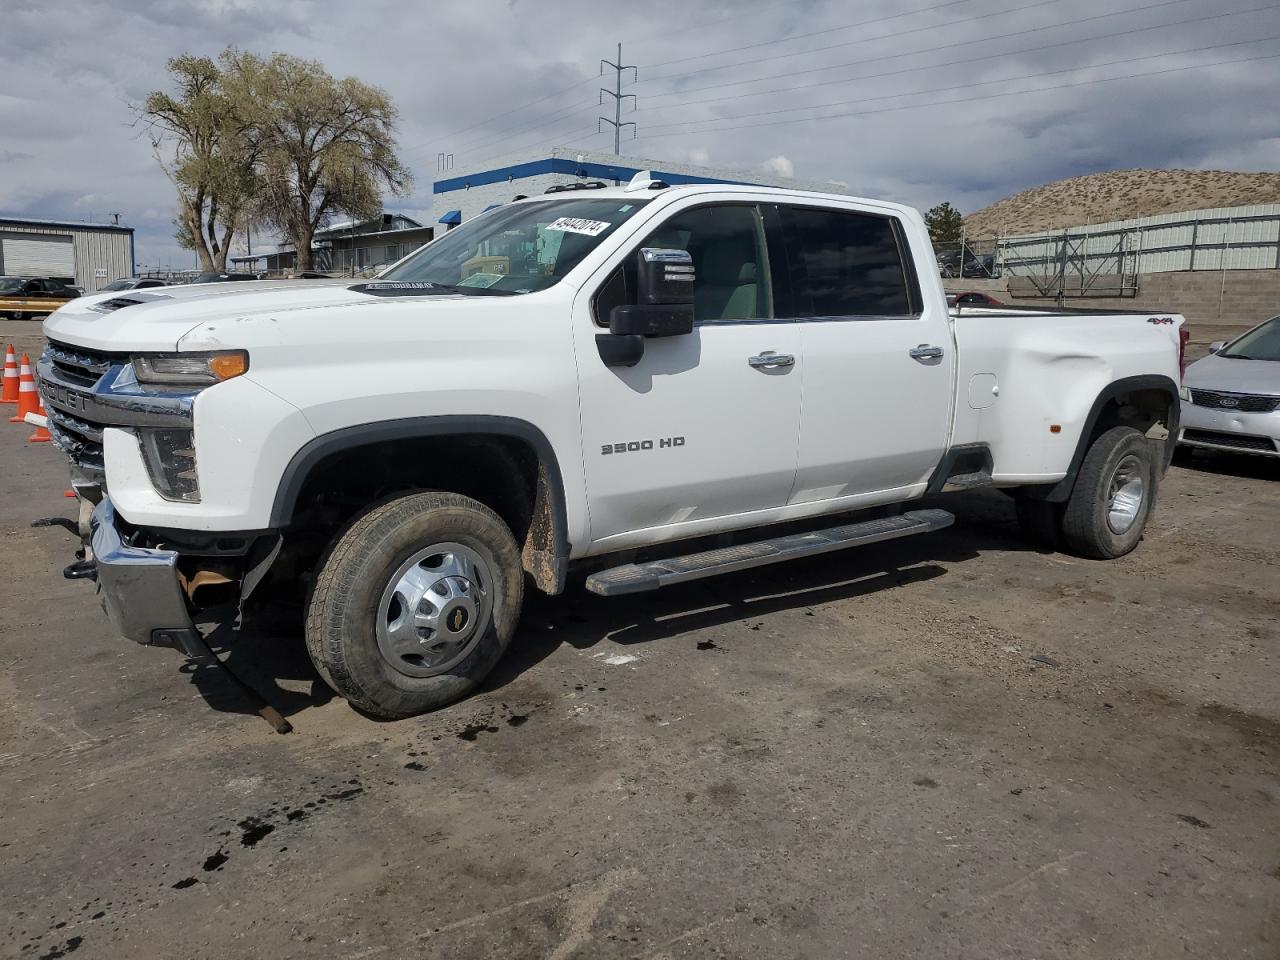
[0,222,133,293]
[998,204,1280,277]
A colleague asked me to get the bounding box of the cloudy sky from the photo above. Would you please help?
[2,0,1276,269]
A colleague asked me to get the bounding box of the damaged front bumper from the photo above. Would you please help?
[89,497,205,657]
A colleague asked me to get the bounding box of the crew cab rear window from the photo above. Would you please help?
[781,206,917,318]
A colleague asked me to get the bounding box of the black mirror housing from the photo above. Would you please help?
[609,303,694,338]
[637,247,694,304]
[596,247,696,367]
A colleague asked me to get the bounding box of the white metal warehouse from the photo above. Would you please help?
[0,217,135,294]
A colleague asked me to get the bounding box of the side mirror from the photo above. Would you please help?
[597,248,695,368]
[1208,341,1225,354]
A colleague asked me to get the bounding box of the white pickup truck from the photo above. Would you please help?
[40,175,1187,718]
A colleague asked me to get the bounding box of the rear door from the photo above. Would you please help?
[779,203,955,506]
[573,200,803,551]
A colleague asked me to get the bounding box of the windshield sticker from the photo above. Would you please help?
[457,273,505,288]
[545,216,611,237]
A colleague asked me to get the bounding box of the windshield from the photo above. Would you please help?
[100,278,132,291]
[0,277,23,294]
[380,197,651,295]
[1220,315,1280,362]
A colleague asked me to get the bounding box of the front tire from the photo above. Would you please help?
[1060,426,1156,559]
[306,491,524,719]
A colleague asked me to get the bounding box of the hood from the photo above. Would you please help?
[1184,352,1280,396]
[42,279,412,352]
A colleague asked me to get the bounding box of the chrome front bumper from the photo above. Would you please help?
[90,497,203,655]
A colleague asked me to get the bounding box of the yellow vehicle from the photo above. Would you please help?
[0,276,79,319]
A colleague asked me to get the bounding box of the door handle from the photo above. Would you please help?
[909,344,945,362]
[748,352,795,369]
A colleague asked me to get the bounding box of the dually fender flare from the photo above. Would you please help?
[268,415,571,592]
[1041,373,1180,503]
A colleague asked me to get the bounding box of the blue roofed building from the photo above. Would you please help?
[433,147,850,225]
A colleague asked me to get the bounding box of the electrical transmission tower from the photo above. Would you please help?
[599,43,637,154]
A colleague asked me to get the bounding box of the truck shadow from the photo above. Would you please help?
[180,602,335,721]
[180,489,1048,722]
[485,489,1037,694]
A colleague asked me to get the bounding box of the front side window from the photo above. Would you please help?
[593,203,773,325]
[782,206,916,318]
[382,197,651,296]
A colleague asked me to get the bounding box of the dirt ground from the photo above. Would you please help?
[1,320,1277,960]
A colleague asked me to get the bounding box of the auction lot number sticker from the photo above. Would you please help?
[546,217,611,237]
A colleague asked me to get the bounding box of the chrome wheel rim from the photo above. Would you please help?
[1106,454,1146,535]
[375,542,492,678]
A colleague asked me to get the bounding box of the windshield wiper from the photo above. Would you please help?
[1221,353,1269,361]
[353,279,520,298]
[436,284,518,297]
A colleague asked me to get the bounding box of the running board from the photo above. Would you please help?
[585,508,954,597]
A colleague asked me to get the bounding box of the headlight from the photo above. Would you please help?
[1178,385,1191,401]
[133,351,248,386]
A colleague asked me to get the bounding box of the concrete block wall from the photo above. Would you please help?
[945,270,1280,342]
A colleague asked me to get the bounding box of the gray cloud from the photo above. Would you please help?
[3,0,1276,266]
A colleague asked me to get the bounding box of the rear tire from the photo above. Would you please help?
[1060,426,1155,559]
[306,491,524,719]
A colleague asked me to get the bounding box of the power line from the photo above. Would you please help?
[642,0,1212,101]
[632,49,1279,140]
[411,75,597,151]
[639,34,1279,134]
[634,2,1279,115]
[644,0,981,69]
[404,0,1143,170]
[439,103,599,161]
[412,0,1064,167]
[635,0,1065,86]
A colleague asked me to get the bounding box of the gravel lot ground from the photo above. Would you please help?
[1,320,1277,960]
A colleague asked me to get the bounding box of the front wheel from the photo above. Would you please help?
[306,491,524,719]
[1061,426,1156,559]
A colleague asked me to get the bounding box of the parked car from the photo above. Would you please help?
[99,277,169,292]
[188,271,263,283]
[40,176,1186,719]
[936,249,994,278]
[948,291,1003,307]
[1178,314,1280,457]
[0,276,79,319]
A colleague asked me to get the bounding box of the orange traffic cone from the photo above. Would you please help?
[9,355,37,423]
[1,344,17,404]
[27,394,51,442]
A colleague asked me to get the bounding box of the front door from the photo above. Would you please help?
[778,203,955,506]
[573,201,802,552]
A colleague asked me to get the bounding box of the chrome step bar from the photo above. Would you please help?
[585,508,954,597]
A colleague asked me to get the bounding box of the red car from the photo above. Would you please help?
[947,291,1002,307]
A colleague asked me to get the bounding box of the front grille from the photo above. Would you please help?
[1189,388,1280,414]
[45,340,127,389]
[39,342,129,476]
[47,420,104,472]
[1182,429,1278,453]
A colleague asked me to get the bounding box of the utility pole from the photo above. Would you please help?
[599,43,637,155]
